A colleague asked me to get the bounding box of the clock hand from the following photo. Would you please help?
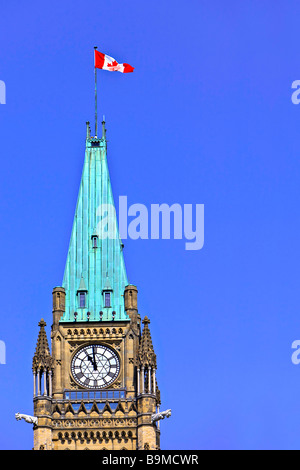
[92,346,97,371]
[87,352,97,371]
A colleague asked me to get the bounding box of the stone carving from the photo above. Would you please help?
[15,412,38,425]
[52,417,137,428]
[151,409,171,424]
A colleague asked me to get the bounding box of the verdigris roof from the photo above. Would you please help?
[61,122,129,322]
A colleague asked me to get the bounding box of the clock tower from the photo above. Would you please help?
[32,120,162,450]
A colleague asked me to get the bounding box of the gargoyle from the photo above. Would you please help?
[151,409,171,423]
[15,412,38,426]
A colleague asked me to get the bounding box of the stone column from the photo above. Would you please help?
[149,367,152,394]
[137,368,140,396]
[141,367,145,394]
[49,371,52,397]
[43,370,47,396]
[33,371,36,397]
[37,369,41,396]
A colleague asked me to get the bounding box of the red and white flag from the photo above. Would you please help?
[95,50,134,73]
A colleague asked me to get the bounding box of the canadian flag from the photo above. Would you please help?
[94,50,134,73]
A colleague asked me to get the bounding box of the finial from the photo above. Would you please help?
[102,115,106,140]
[86,121,91,139]
[142,316,150,326]
[38,319,46,328]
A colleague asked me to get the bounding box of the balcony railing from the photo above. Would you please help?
[64,389,126,402]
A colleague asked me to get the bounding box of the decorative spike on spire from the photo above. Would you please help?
[86,121,91,139]
[102,115,106,140]
[32,319,53,371]
[138,316,157,368]
[142,316,150,326]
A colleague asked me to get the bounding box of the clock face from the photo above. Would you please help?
[71,344,120,389]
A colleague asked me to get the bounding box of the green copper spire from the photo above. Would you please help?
[61,122,129,323]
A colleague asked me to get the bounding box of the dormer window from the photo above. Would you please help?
[104,292,111,307]
[79,292,86,308]
[77,276,88,309]
[92,235,98,248]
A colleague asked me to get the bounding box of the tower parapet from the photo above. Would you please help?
[52,287,65,329]
[124,284,141,331]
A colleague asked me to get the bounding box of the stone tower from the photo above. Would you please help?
[32,120,162,450]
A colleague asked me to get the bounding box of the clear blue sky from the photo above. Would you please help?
[1,0,300,450]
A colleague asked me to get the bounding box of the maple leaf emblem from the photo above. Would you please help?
[107,60,118,68]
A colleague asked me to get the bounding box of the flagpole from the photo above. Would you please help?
[94,46,98,138]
